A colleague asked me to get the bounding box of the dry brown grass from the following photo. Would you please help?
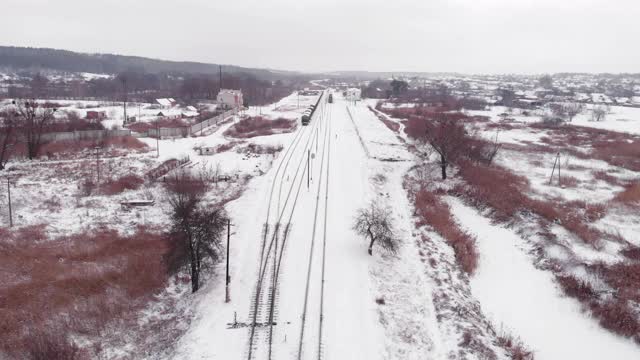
[0,226,174,358]
[224,116,297,139]
[614,183,640,206]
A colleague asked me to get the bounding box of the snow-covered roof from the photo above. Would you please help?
[156,98,172,107]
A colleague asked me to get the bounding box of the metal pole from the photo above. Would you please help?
[307,149,310,189]
[225,218,231,303]
[96,148,100,190]
[7,178,12,227]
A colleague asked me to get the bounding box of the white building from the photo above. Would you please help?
[156,98,176,108]
[345,88,361,101]
[217,89,243,109]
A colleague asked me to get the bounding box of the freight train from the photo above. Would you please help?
[301,92,324,126]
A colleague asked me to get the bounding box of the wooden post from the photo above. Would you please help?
[558,153,561,186]
[225,218,231,303]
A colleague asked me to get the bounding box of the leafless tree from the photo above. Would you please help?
[467,130,501,165]
[353,201,398,256]
[12,99,57,160]
[564,102,584,122]
[166,170,227,292]
[423,114,470,180]
[591,106,607,122]
[0,111,18,170]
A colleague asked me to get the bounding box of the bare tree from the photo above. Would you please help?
[353,201,398,256]
[166,170,227,292]
[467,130,501,165]
[423,114,470,180]
[564,102,584,122]
[12,99,57,160]
[591,106,607,122]
[0,111,18,170]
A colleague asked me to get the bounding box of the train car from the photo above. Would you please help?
[301,109,312,125]
[328,93,333,103]
[301,92,325,126]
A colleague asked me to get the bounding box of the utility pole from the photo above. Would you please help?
[219,65,223,92]
[156,121,160,158]
[95,147,101,191]
[307,149,310,189]
[225,218,231,303]
[6,178,12,227]
[122,78,128,125]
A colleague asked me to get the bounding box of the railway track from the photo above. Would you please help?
[297,99,333,360]
[247,92,326,360]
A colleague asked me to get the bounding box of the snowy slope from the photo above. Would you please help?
[448,197,640,360]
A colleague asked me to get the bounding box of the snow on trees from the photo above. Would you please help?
[353,201,398,256]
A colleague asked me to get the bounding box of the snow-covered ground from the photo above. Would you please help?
[448,197,640,360]
[172,95,455,359]
[469,104,640,135]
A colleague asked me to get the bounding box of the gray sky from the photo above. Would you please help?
[2,0,639,74]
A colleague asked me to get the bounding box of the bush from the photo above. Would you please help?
[127,118,188,133]
[591,300,640,341]
[614,183,640,206]
[556,275,595,302]
[414,188,478,274]
[102,174,145,195]
[24,330,81,360]
[0,227,173,356]
[224,116,297,139]
[39,136,147,158]
[456,160,529,222]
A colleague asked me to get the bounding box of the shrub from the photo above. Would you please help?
[614,183,640,206]
[556,275,595,302]
[127,118,188,133]
[456,160,529,222]
[224,116,297,139]
[414,188,478,274]
[23,330,81,360]
[39,136,147,158]
[591,300,640,341]
[102,174,145,195]
[496,330,534,360]
[0,227,174,356]
[239,143,284,155]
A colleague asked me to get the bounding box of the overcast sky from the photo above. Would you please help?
[2,0,639,74]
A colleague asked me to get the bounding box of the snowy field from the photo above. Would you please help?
[4,90,640,359]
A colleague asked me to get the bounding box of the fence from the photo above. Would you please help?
[39,109,238,142]
[141,109,237,138]
[190,109,237,134]
[41,129,132,142]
